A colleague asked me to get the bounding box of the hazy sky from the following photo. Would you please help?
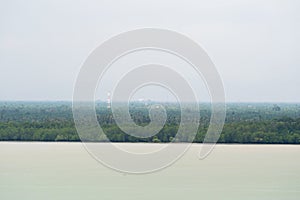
[0,0,299,102]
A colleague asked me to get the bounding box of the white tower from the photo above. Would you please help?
[107,91,111,109]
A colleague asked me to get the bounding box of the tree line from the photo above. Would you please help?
[0,102,300,144]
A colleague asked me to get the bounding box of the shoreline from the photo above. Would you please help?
[0,141,299,146]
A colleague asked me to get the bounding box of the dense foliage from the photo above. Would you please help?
[0,102,300,144]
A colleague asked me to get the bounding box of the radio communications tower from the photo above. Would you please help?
[107,91,111,109]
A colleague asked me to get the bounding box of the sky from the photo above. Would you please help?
[0,0,299,102]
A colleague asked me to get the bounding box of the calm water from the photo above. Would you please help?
[1,142,299,200]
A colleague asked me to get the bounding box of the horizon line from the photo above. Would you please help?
[0,100,300,104]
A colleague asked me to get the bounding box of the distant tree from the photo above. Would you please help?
[152,136,161,143]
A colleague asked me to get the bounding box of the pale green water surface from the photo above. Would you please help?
[0,143,299,200]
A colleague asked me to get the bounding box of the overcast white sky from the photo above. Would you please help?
[0,0,299,102]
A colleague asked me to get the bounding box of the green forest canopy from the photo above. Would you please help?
[0,101,300,144]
